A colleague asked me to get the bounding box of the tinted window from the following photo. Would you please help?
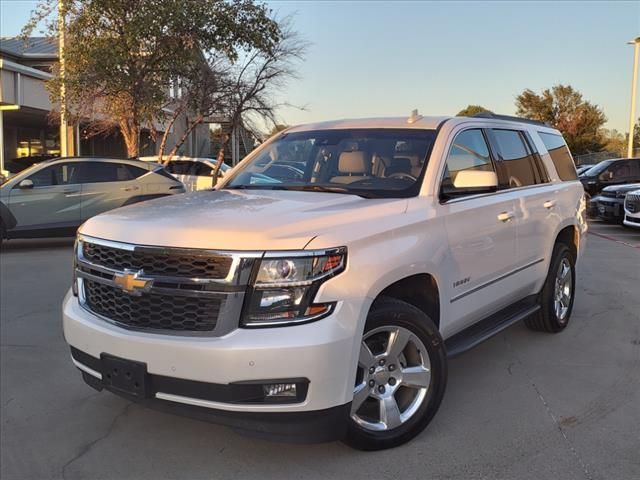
[492,129,537,187]
[80,162,136,183]
[607,160,639,179]
[27,163,81,187]
[538,132,577,181]
[126,165,149,178]
[166,161,193,175]
[441,129,495,195]
[191,163,213,176]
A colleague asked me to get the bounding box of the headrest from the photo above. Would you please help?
[391,157,412,171]
[339,151,367,174]
[395,155,421,167]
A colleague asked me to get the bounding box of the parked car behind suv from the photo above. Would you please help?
[64,113,587,450]
[593,183,640,223]
[579,158,640,197]
[0,157,184,243]
[623,188,640,228]
[139,156,231,192]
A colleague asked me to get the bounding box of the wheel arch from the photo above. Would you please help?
[554,223,578,260]
[371,273,441,329]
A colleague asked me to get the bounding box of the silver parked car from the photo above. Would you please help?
[0,157,185,244]
[139,156,231,192]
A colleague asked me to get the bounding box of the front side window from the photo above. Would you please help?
[27,163,81,187]
[538,132,577,181]
[441,129,495,197]
[492,129,538,187]
[224,129,438,198]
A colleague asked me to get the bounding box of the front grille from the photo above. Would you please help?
[83,242,232,278]
[625,194,640,213]
[84,280,221,332]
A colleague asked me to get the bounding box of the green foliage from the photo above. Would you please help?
[268,124,289,136]
[456,105,492,117]
[515,84,607,155]
[27,0,280,157]
[601,129,626,157]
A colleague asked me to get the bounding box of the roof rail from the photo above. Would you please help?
[472,112,550,127]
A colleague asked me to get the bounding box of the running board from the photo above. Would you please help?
[445,297,540,358]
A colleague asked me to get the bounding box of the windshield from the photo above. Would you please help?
[582,160,612,177]
[224,129,437,198]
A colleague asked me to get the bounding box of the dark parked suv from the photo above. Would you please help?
[579,158,640,197]
[595,183,640,223]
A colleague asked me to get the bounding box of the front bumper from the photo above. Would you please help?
[595,198,624,222]
[63,291,365,439]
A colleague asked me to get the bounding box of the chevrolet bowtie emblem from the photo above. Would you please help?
[113,270,152,295]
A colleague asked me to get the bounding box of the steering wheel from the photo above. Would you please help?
[388,172,417,182]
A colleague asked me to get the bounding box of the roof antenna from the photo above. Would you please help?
[407,109,423,124]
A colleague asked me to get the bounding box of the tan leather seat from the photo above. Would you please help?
[331,151,370,184]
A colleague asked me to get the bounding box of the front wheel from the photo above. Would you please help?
[343,298,447,450]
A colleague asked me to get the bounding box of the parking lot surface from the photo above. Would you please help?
[1,228,639,480]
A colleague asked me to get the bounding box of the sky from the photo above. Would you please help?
[1,0,639,133]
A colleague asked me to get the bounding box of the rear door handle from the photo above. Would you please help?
[120,186,140,192]
[543,200,556,209]
[497,211,515,223]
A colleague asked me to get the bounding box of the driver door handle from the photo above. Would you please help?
[63,188,80,196]
[120,186,140,192]
[497,211,515,223]
[543,200,556,209]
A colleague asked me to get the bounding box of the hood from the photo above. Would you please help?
[602,183,640,193]
[80,189,408,250]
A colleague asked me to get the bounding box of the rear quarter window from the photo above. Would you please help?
[538,132,577,181]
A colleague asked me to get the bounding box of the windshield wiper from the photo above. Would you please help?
[224,184,376,198]
[270,185,376,198]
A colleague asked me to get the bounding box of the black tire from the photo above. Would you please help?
[525,243,576,333]
[343,297,447,451]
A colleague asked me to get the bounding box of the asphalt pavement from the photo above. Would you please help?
[1,227,639,480]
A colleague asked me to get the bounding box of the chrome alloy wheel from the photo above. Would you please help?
[554,258,573,321]
[351,326,431,431]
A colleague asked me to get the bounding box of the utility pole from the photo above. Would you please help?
[628,37,640,158]
[58,0,72,156]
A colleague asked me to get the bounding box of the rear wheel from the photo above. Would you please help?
[525,243,575,333]
[343,298,447,450]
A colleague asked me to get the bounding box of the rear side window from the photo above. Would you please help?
[538,132,577,181]
[191,163,213,176]
[80,162,136,183]
[125,165,149,178]
[491,129,538,188]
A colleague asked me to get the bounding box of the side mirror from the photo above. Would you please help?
[453,170,498,189]
[18,179,34,189]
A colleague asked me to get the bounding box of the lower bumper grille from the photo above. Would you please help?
[84,280,222,332]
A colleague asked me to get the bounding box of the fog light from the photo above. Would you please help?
[263,383,297,398]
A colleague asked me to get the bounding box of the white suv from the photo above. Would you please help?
[63,113,587,450]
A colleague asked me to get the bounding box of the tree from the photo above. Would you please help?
[456,105,492,117]
[600,129,626,157]
[515,85,607,155]
[24,0,280,157]
[268,124,289,136]
[210,22,307,177]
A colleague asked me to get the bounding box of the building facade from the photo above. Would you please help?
[0,37,212,174]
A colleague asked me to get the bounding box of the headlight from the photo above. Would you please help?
[241,248,346,327]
